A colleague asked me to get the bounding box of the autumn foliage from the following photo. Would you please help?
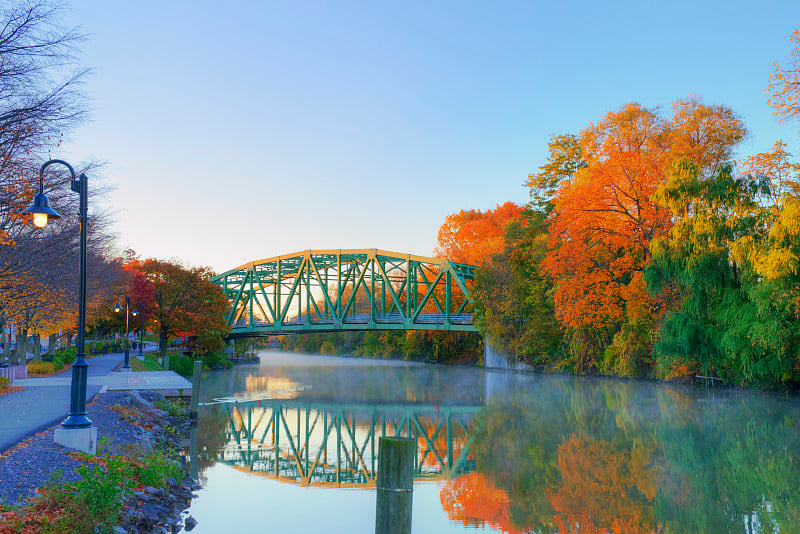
[436,202,524,266]
[440,472,523,534]
[542,98,745,330]
[126,259,230,355]
[549,434,662,534]
[443,65,800,384]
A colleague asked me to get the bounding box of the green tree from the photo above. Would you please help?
[645,159,774,382]
[525,133,587,213]
[472,209,563,366]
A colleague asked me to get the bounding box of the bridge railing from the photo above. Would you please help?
[234,313,474,328]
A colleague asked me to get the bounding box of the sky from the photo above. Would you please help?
[57,0,800,274]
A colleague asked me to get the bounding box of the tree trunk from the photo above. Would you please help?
[16,328,28,366]
[159,330,168,357]
[47,333,57,355]
[33,335,41,361]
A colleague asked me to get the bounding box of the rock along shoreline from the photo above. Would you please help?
[0,390,200,534]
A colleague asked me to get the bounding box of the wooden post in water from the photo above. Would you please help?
[190,360,202,421]
[375,436,414,534]
[189,421,199,480]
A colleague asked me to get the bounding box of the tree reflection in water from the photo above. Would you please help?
[192,358,800,533]
[454,379,800,534]
[440,472,522,534]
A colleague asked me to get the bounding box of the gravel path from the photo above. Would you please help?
[0,391,160,506]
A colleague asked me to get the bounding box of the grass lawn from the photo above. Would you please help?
[129,355,164,372]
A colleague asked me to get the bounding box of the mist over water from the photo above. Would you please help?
[187,350,800,534]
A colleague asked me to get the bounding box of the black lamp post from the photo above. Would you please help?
[132,306,145,357]
[26,159,92,430]
[113,292,132,370]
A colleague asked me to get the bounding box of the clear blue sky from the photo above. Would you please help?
[59,0,800,273]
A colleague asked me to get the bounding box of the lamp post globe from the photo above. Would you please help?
[26,191,62,228]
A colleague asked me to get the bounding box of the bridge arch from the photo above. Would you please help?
[211,249,477,338]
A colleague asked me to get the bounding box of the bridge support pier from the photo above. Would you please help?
[483,336,516,370]
[484,337,535,402]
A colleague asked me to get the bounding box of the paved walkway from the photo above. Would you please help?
[0,353,193,453]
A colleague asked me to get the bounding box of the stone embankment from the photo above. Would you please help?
[117,390,199,534]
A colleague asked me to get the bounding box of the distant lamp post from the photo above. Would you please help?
[114,292,132,371]
[132,306,145,358]
[25,159,97,454]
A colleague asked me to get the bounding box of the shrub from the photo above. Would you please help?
[169,355,194,376]
[153,397,185,417]
[27,360,57,375]
[203,351,232,370]
[134,451,183,489]
[65,456,133,529]
[0,376,9,390]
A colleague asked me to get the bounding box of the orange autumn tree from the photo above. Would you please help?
[436,202,524,266]
[440,472,525,534]
[541,99,746,373]
[548,434,663,534]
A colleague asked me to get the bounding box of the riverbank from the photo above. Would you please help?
[0,390,199,533]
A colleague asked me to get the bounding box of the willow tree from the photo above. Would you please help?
[644,159,772,382]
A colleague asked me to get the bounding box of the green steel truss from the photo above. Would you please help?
[219,399,477,487]
[211,249,477,337]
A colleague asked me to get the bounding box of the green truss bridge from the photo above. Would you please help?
[210,249,477,338]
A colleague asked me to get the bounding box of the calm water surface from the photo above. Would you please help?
[186,350,800,533]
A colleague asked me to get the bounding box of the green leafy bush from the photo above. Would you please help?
[66,456,134,529]
[202,350,232,370]
[169,355,194,376]
[134,451,183,489]
[153,397,186,417]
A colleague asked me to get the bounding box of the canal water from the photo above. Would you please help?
[186,350,800,533]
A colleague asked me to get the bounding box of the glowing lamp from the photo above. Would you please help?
[113,302,122,313]
[26,191,62,228]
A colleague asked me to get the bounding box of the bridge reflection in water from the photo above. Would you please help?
[219,400,478,487]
